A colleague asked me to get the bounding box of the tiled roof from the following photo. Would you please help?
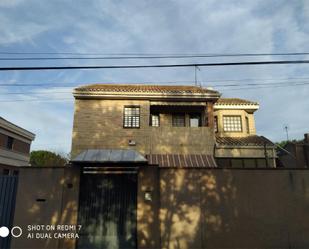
[146,154,217,168]
[215,98,258,105]
[75,84,219,94]
[216,135,274,147]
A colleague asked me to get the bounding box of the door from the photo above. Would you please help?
[77,172,137,249]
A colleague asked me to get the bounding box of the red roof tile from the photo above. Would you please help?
[75,84,219,95]
[216,98,258,105]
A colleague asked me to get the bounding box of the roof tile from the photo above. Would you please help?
[75,84,219,94]
[216,135,274,146]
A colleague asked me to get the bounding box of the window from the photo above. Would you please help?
[245,117,250,134]
[223,116,242,132]
[123,106,140,128]
[189,114,201,127]
[6,136,14,150]
[172,114,185,127]
[214,116,218,132]
[150,114,160,127]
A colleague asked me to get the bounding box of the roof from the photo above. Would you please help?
[146,154,217,168]
[75,84,219,94]
[71,149,147,164]
[0,116,35,141]
[73,84,221,101]
[216,135,274,147]
[215,98,258,105]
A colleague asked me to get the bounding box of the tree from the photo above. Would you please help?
[30,150,68,167]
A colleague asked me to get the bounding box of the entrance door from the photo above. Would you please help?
[77,172,137,249]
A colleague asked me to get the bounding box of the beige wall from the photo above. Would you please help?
[8,166,309,249]
[215,146,276,159]
[157,169,309,249]
[214,109,256,137]
[11,167,80,249]
[71,99,215,157]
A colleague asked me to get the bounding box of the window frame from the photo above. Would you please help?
[172,113,186,127]
[123,106,141,129]
[222,115,242,132]
[189,113,202,127]
[150,114,160,127]
[245,116,250,134]
[6,136,14,150]
[214,116,218,133]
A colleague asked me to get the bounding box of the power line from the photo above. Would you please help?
[2,60,309,71]
[2,79,309,90]
[1,81,309,102]
[1,52,309,61]
[1,52,309,57]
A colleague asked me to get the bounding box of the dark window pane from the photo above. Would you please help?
[6,136,14,150]
[231,159,243,168]
[172,114,185,127]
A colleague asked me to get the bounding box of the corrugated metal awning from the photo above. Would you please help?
[71,149,147,164]
[146,154,217,168]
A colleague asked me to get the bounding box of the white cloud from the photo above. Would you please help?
[1,0,309,153]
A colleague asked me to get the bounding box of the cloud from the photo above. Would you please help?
[1,0,309,153]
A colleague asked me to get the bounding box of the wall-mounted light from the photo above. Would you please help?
[128,140,136,146]
[144,191,152,201]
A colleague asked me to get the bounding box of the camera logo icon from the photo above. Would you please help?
[0,226,22,238]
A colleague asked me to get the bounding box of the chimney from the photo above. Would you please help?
[304,133,309,143]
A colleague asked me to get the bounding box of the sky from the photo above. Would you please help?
[0,0,309,154]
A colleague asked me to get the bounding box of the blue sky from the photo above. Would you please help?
[0,0,309,154]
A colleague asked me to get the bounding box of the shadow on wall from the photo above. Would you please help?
[10,167,80,249]
[159,169,237,249]
[71,100,215,157]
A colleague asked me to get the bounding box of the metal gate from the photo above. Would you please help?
[0,175,18,249]
[77,170,137,249]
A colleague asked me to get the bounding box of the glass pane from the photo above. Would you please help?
[223,116,242,132]
[172,114,185,127]
[151,115,160,127]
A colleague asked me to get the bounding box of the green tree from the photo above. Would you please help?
[30,150,68,167]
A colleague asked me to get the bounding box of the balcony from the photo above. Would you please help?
[149,126,215,154]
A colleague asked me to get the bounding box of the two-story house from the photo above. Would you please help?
[70,84,277,249]
[214,98,276,168]
[0,117,35,170]
[72,84,220,167]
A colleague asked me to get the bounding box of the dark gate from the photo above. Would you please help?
[0,175,18,249]
[77,171,137,249]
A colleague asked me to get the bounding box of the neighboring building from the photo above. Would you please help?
[214,98,277,167]
[278,133,309,168]
[0,117,35,168]
[72,84,220,162]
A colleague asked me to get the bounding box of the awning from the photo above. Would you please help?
[71,149,147,164]
[146,154,217,168]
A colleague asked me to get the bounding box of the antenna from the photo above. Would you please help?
[194,65,200,86]
[284,124,289,141]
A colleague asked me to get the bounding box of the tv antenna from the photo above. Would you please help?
[194,65,200,86]
[283,124,289,141]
